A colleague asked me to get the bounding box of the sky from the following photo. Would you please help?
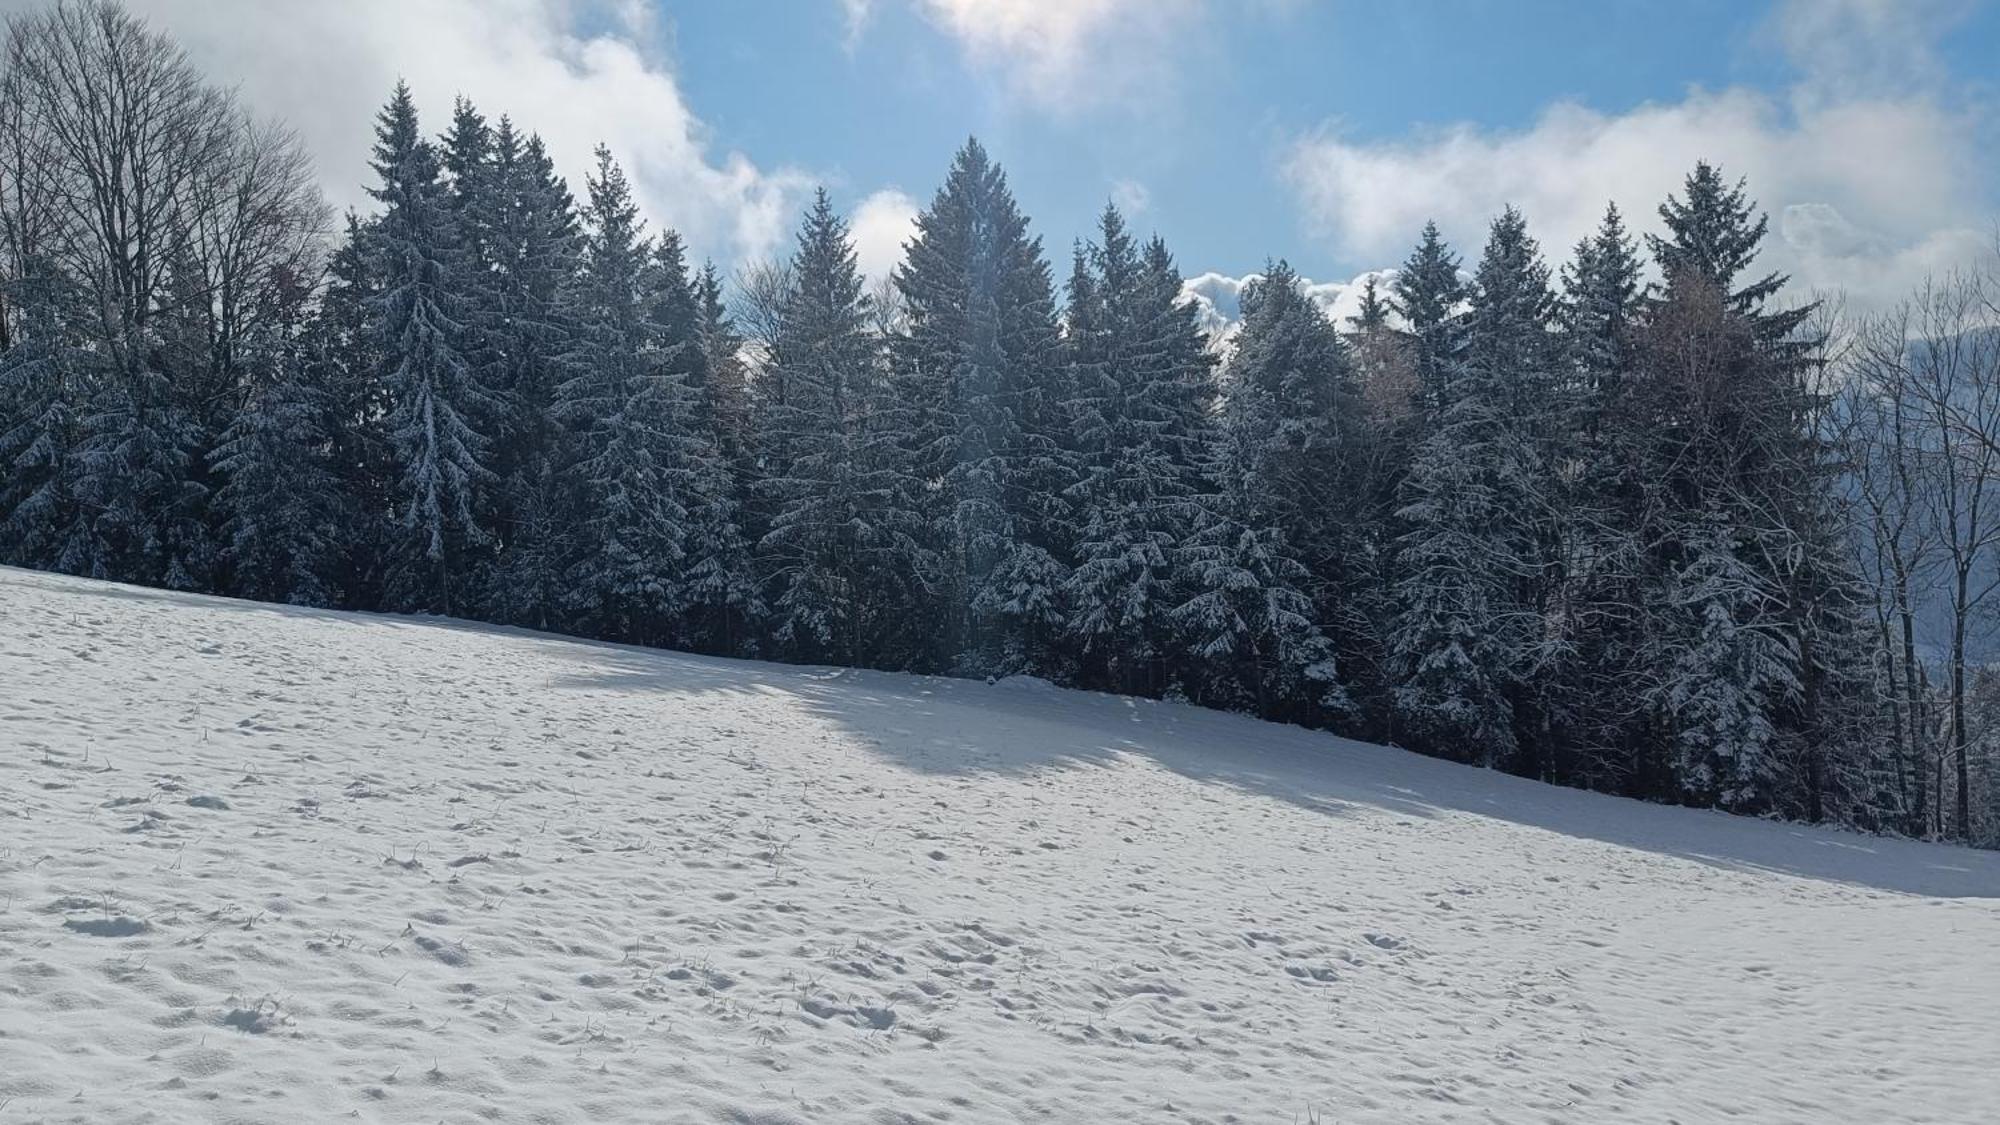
[56,0,2000,320]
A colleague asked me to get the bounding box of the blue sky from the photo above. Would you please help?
[90,0,2000,314]
[672,0,1817,276]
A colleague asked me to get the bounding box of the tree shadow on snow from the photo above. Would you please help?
[552,643,2000,901]
[18,567,1999,900]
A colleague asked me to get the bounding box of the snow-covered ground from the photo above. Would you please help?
[3,567,1998,1124]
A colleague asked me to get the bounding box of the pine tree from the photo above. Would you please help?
[73,330,210,589]
[1340,271,1418,727]
[436,94,504,486]
[694,262,752,475]
[655,230,757,653]
[1635,163,1864,818]
[1653,507,1799,809]
[1387,426,1519,764]
[1553,203,1649,785]
[1389,209,1556,767]
[366,82,492,614]
[758,190,912,663]
[1391,221,1465,416]
[306,213,390,607]
[553,145,688,643]
[1352,274,1391,331]
[1179,262,1352,720]
[477,125,581,629]
[1063,207,1217,696]
[0,260,101,573]
[213,344,347,606]
[892,138,1071,675]
[1648,161,1810,344]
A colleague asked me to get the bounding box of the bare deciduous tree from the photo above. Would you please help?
[732,256,793,392]
[1842,307,1940,834]
[1860,260,2000,840]
[0,0,326,382]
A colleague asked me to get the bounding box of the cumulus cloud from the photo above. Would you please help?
[1180,268,1398,347]
[1280,0,1993,310]
[899,0,1206,110]
[64,0,813,265]
[1179,272,1250,339]
[850,188,920,284]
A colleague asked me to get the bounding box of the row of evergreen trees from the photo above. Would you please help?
[0,15,1916,836]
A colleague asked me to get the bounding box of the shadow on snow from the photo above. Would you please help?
[18,565,2000,901]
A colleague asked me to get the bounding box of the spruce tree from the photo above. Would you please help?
[1340,272,1418,726]
[213,345,347,606]
[1352,275,1391,331]
[67,224,218,591]
[1063,208,1217,696]
[759,190,901,663]
[892,138,1071,675]
[438,98,498,355]
[366,82,492,614]
[1391,221,1466,416]
[1563,204,1643,412]
[0,260,100,574]
[1389,209,1556,767]
[1219,261,1363,625]
[656,231,758,653]
[553,145,688,643]
[1653,506,1799,809]
[1179,262,1352,720]
[476,126,580,629]
[1648,161,1810,344]
[307,213,390,607]
[73,331,210,589]
[1555,203,1649,785]
[1635,162,1864,818]
[1386,427,1519,764]
[694,262,752,476]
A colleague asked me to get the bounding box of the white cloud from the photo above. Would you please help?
[849,188,920,284]
[1180,268,1397,347]
[1280,0,1993,310]
[903,0,1206,110]
[1180,271,1250,339]
[1774,0,1960,106]
[81,0,812,265]
[1109,178,1151,217]
[838,0,874,51]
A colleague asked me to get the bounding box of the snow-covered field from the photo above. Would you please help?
[3,567,1998,1124]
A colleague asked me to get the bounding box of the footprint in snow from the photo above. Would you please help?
[414,934,470,966]
[64,916,151,938]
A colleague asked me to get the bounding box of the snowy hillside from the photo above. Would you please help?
[3,566,1998,1125]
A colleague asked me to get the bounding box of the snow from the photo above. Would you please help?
[3,566,1998,1124]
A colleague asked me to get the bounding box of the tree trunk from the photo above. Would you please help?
[1950,564,1973,839]
[1898,585,1926,836]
